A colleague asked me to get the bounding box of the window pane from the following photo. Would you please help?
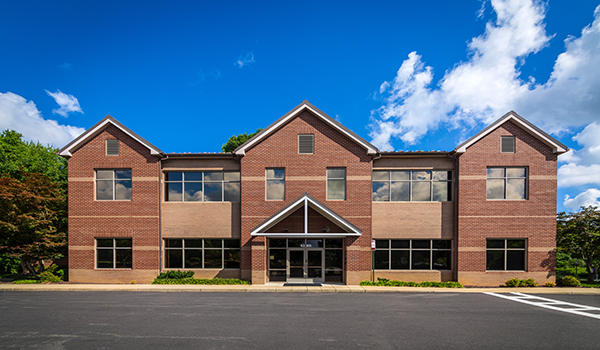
[96,249,113,268]
[204,250,222,268]
[486,239,505,248]
[327,179,345,200]
[412,181,431,201]
[486,179,504,199]
[288,239,304,248]
[204,172,223,181]
[96,170,113,179]
[372,182,389,201]
[224,172,240,181]
[432,251,451,270]
[433,181,450,201]
[204,239,222,248]
[185,239,202,248]
[115,170,131,179]
[96,180,113,200]
[487,168,505,178]
[269,271,286,282]
[184,182,203,201]
[269,249,286,269]
[327,168,345,179]
[375,240,389,248]
[325,270,343,283]
[266,169,285,179]
[225,250,240,268]
[166,183,183,201]
[224,240,240,248]
[506,178,525,199]
[204,183,223,201]
[165,249,183,268]
[325,239,344,248]
[97,239,113,247]
[115,239,132,247]
[266,180,285,200]
[165,172,182,181]
[374,250,389,269]
[506,168,526,178]
[411,251,430,269]
[391,240,409,248]
[412,171,431,181]
[372,171,389,181]
[507,250,525,270]
[507,239,525,249]
[390,182,410,201]
[115,180,132,200]
[412,240,430,249]
[269,239,286,248]
[432,240,451,249]
[325,249,343,269]
[165,239,183,248]
[115,249,132,268]
[185,172,203,181]
[391,171,410,181]
[486,250,504,270]
[306,239,323,248]
[432,171,451,181]
[391,250,409,269]
[184,249,202,268]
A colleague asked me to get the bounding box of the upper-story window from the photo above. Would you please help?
[96,169,132,200]
[164,171,240,202]
[298,134,314,154]
[486,167,527,200]
[501,136,515,153]
[327,168,346,200]
[106,139,119,156]
[372,170,452,202]
[266,168,285,200]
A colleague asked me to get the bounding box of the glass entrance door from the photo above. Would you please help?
[287,249,324,283]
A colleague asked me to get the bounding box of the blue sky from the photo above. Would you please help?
[1,0,599,212]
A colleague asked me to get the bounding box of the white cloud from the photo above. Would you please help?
[0,92,85,147]
[557,122,600,189]
[45,89,83,117]
[563,188,600,210]
[558,163,600,188]
[235,52,255,68]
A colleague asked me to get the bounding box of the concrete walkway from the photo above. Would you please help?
[1,282,599,294]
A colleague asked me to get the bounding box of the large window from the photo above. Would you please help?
[96,238,132,269]
[266,168,285,200]
[164,171,240,202]
[164,239,240,269]
[96,169,132,200]
[486,167,527,200]
[374,239,452,270]
[327,168,346,200]
[486,239,526,271]
[372,170,452,202]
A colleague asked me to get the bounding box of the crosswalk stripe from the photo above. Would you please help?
[484,292,600,320]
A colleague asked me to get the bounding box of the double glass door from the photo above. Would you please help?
[288,249,324,283]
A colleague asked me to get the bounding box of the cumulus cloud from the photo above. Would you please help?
[235,52,255,68]
[45,89,83,117]
[563,189,600,210]
[558,122,600,189]
[0,92,85,147]
[370,0,600,150]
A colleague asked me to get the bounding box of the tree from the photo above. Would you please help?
[221,129,263,153]
[557,206,600,283]
[0,172,67,277]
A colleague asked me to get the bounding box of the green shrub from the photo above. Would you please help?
[13,280,41,284]
[545,281,556,287]
[39,270,61,283]
[151,277,251,285]
[557,276,581,287]
[360,278,463,288]
[155,270,195,280]
[505,278,538,287]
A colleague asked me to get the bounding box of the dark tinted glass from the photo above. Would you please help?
[374,250,389,269]
[115,239,132,247]
[412,240,430,249]
[269,239,286,248]
[411,251,430,269]
[185,172,203,181]
[507,239,525,249]
[269,271,286,282]
[325,250,343,270]
[306,239,323,248]
[486,239,505,249]
[184,249,202,268]
[486,250,504,270]
[507,250,525,270]
[269,249,286,269]
[224,239,240,248]
[96,239,113,247]
[165,172,182,181]
[115,170,131,179]
[325,239,344,248]
[165,239,182,248]
[376,240,389,249]
[185,239,202,248]
[391,250,409,269]
[288,239,304,248]
[204,239,222,248]
[224,250,240,268]
[115,249,132,268]
[391,240,409,248]
[96,249,113,268]
[432,240,451,249]
[325,270,343,283]
[165,249,182,268]
[432,251,451,270]
[204,249,222,268]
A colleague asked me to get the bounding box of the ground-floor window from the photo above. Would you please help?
[164,239,240,269]
[96,238,132,269]
[486,239,526,271]
[374,239,452,270]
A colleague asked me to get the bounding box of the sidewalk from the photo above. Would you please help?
[1,282,600,294]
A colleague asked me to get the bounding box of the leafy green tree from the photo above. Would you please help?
[221,128,262,153]
[557,206,600,283]
[0,172,67,277]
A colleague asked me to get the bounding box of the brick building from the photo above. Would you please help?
[59,101,568,286]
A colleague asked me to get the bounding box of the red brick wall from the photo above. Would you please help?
[67,124,161,283]
[240,110,373,284]
[457,120,557,286]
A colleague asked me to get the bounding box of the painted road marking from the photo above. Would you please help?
[484,292,600,320]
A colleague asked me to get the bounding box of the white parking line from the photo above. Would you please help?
[484,292,600,320]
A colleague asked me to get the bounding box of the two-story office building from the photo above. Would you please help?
[59,101,567,286]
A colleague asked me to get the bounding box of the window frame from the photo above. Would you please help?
[485,238,527,271]
[373,239,452,271]
[298,134,314,154]
[163,238,241,269]
[266,168,285,201]
[163,171,240,202]
[95,169,132,201]
[326,167,346,201]
[486,167,528,200]
[372,170,453,202]
[95,238,132,269]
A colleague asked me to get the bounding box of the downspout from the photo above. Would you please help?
[370,153,381,282]
[158,155,168,275]
[447,152,459,283]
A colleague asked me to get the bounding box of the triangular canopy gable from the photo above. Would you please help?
[251,193,362,237]
[58,115,164,157]
[234,100,378,156]
[454,111,568,154]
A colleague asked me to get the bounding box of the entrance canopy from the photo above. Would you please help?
[250,193,362,237]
